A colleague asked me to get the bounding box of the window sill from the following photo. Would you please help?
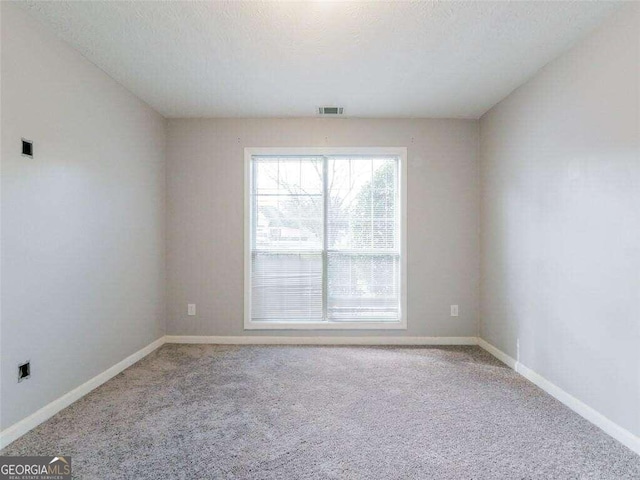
[244,320,407,330]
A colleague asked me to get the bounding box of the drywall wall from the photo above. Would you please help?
[167,118,479,337]
[480,3,640,439]
[1,3,166,430]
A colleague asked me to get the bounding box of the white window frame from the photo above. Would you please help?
[244,147,407,330]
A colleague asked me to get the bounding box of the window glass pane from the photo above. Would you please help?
[327,157,398,250]
[250,154,401,325]
[255,194,323,250]
[255,160,280,194]
[253,157,323,251]
[327,253,400,320]
[251,252,323,322]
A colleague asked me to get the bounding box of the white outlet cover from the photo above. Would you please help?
[450,305,459,317]
[188,304,196,316]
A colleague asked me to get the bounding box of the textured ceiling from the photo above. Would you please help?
[17,1,620,118]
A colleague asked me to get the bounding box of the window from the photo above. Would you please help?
[244,147,407,329]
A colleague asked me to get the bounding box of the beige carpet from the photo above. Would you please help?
[2,345,639,479]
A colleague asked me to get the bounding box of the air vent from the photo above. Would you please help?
[318,106,344,115]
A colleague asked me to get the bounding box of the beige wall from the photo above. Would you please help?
[1,4,166,429]
[480,3,640,437]
[167,118,480,337]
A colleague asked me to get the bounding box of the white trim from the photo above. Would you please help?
[4,334,636,456]
[477,337,518,369]
[165,335,476,345]
[0,337,165,450]
[478,338,640,456]
[244,147,408,157]
[399,147,408,331]
[244,147,408,331]
[242,321,408,331]
[244,148,252,331]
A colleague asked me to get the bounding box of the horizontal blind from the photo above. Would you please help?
[326,157,400,321]
[251,157,324,322]
[251,252,323,321]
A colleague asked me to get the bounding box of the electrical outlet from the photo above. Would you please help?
[450,305,459,317]
[188,304,196,316]
[18,361,31,382]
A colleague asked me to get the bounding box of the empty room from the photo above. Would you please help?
[1,1,639,478]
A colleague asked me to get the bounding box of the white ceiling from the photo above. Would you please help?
[18,1,620,119]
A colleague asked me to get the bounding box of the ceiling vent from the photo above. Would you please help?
[318,106,344,115]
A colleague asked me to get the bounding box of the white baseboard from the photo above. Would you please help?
[477,338,640,456]
[164,335,478,346]
[477,338,518,369]
[0,334,474,448]
[0,337,165,450]
[6,334,635,457]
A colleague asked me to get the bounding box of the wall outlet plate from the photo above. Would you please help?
[188,304,196,316]
[450,305,459,317]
